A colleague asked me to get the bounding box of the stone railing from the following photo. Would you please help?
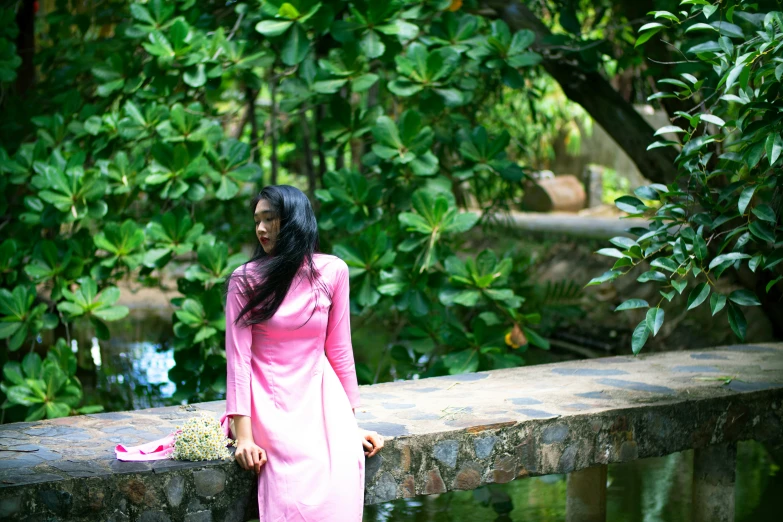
[479,209,651,239]
[1,342,782,522]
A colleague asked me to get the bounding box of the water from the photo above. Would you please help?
[84,310,782,521]
[79,310,177,412]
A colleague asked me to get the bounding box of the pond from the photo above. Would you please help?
[78,310,781,521]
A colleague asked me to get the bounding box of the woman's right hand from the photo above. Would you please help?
[234,438,267,474]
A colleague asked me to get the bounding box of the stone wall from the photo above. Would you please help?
[2,343,783,521]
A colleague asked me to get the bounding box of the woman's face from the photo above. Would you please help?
[254,199,280,254]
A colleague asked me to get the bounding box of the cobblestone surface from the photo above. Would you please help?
[0,343,781,520]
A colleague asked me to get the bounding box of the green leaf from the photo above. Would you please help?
[727,303,746,341]
[725,64,744,90]
[615,196,647,214]
[586,270,622,287]
[281,24,309,66]
[645,308,664,336]
[749,221,775,243]
[144,31,174,57]
[194,326,217,343]
[693,235,708,261]
[45,401,71,419]
[278,2,301,19]
[651,257,679,272]
[658,78,691,91]
[710,293,727,315]
[615,299,649,311]
[92,306,129,321]
[398,212,432,234]
[749,254,763,273]
[130,4,155,25]
[709,253,750,269]
[711,21,744,38]
[635,26,662,47]
[738,186,755,215]
[216,176,240,200]
[728,289,761,307]
[654,125,686,136]
[752,204,776,223]
[6,385,40,406]
[596,248,626,259]
[255,20,293,37]
[351,73,378,92]
[443,212,479,234]
[2,362,24,385]
[700,114,725,127]
[360,30,385,59]
[97,79,124,97]
[25,404,47,421]
[687,283,710,310]
[637,270,667,283]
[521,326,549,350]
[183,64,206,88]
[631,320,650,354]
[42,362,67,397]
[442,349,479,374]
[652,11,679,22]
[638,23,665,32]
[22,352,42,379]
[609,236,638,249]
[685,23,718,34]
[766,134,783,166]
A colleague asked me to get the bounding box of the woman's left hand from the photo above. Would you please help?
[359,428,384,458]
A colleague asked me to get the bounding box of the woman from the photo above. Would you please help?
[225,185,384,521]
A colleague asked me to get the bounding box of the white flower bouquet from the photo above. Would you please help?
[172,412,236,461]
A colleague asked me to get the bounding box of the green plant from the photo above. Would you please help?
[0,0,568,420]
[0,339,103,421]
[590,0,783,353]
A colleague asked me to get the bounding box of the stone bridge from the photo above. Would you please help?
[1,342,782,522]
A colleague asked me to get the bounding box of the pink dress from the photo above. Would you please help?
[225,253,364,522]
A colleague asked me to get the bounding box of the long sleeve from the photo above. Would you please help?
[324,260,361,408]
[225,276,253,418]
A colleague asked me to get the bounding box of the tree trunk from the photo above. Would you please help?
[483,0,679,185]
[299,106,317,200]
[270,74,279,186]
[314,104,328,185]
[15,0,36,95]
[245,86,261,165]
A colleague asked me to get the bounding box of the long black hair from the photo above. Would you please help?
[231,185,328,327]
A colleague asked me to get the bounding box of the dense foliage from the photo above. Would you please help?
[590,0,783,352]
[0,0,572,422]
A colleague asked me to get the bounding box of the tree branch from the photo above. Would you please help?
[481,0,679,185]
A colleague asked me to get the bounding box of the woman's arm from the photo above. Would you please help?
[225,274,266,473]
[225,275,253,421]
[232,415,266,473]
[324,265,385,456]
[324,261,361,409]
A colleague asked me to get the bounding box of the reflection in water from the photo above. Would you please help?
[110,341,176,404]
[80,309,178,412]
